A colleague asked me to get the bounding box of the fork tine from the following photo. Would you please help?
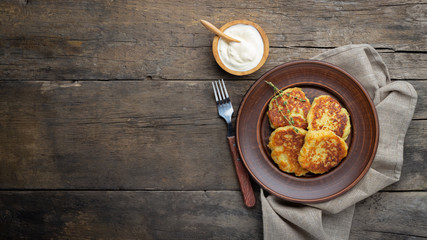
[220,79,230,101]
[217,80,225,102]
[214,81,223,102]
[212,82,219,103]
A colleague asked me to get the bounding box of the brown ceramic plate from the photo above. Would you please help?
[236,60,379,203]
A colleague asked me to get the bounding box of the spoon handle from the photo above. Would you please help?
[200,20,240,42]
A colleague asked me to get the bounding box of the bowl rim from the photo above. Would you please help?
[212,20,269,76]
[236,59,379,203]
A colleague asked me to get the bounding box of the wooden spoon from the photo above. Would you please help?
[200,20,240,43]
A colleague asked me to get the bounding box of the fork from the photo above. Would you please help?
[212,79,256,208]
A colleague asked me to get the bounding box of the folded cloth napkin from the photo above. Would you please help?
[261,44,418,240]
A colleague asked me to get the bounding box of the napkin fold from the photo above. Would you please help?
[261,44,418,240]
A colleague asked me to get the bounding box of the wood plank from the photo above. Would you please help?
[0,1,425,80]
[351,192,427,239]
[410,80,427,120]
[269,48,427,81]
[386,119,427,191]
[1,44,426,81]
[0,81,425,190]
[0,190,263,240]
[1,0,424,50]
[0,80,247,190]
[0,191,425,239]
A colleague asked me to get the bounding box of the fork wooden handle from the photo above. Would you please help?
[227,136,256,208]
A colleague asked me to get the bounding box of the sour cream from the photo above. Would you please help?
[217,24,264,72]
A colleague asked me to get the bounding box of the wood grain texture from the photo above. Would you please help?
[0,0,425,239]
[0,80,424,191]
[0,0,425,81]
[0,191,263,240]
[0,80,264,190]
[0,191,425,240]
[0,80,240,190]
[351,192,427,239]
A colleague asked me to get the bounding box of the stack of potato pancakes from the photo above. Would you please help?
[266,84,351,176]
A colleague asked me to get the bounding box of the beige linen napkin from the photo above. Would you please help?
[261,44,418,240]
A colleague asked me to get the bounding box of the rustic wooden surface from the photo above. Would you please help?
[0,0,426,239]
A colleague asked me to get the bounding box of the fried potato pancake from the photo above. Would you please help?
[298,130,348,174]
[268,126,308,176]
[267,87,311,129]
[307,95,351,140]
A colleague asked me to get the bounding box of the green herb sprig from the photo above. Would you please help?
[265,81,306,133]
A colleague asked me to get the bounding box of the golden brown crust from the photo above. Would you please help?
[268,126,308,176]
[267,87,311,129]
[298,130,348,174]
[307,95,351,140]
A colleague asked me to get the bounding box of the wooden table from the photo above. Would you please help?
[1,1,426,239]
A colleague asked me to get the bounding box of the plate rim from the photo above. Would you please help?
[236,59,379,203]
